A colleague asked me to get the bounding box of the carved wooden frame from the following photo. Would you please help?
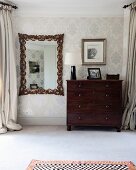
[18,33,64,95]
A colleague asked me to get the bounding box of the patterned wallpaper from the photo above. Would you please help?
[13,17,123,123]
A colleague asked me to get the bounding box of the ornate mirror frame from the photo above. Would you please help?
[18,33,64,96]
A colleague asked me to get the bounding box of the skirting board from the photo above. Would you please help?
[18,117,66,125]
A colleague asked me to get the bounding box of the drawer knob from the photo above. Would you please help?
[105,117,108,120]
[78,105,81,108]
[78,84,81,88]
[105,94,109,97]
[78,94,81,97]
[106,84,109,87]
[78,116,81,120]
[106,105,109,108]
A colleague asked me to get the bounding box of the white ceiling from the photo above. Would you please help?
[5,0,136,17]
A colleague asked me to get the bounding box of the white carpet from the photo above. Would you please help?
[0,126,136,170]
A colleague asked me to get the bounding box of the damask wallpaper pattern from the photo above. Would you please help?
[13,17,123,124]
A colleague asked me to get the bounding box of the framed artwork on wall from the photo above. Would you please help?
[87,68,101,79]
[29,61,40,73]
[82,39,106,65]
[30,84,39,89]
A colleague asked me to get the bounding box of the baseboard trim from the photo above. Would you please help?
[18,117,66,125]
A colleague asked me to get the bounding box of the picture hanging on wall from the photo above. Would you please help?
[29,61,40,73]
[82,39,106,65]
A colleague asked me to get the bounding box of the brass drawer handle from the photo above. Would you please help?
[78,84,81,88]
[78,116,81,120]
[106,84,109,87]
[105,117,108,120]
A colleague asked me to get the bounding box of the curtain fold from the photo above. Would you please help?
[0,5,22,134]
[122,2,136,130]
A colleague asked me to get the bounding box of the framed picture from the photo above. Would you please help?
[29,61,40,73]
[82,39,106,65]
[88,68,101,79]
[30,84,39,89]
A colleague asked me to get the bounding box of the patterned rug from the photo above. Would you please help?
[27,160,136,170]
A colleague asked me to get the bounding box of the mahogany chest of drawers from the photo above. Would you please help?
[67,80,123,131]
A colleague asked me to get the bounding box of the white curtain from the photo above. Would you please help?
[122,2,136,130]
[0,5,22,134]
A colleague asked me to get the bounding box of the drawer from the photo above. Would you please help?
[104,82,122,89]
[67,113,96,124]
[67,81,95,90]
[67,89,121,103]
[67,113,122,126]
[67,103,122,114]
[94,90,121,103]
[94,104,122,113]
[94,88,121,97]
[67,81,122,90]
[91,81,121,90]
[96,96,121,104]
[102,113,122,126]
[67,89,94,101]
[67,102,93,113]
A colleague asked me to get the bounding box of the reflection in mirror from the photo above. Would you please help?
[26,41,57,89]
[18,34,64,95]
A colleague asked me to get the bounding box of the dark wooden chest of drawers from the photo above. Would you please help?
[67,80,123,131]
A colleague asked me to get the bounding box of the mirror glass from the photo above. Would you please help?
[18,33,64,95]
[26,40,57,89]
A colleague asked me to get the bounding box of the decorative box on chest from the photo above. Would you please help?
[67,80,123,131]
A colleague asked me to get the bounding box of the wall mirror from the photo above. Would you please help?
[18,33,64,95]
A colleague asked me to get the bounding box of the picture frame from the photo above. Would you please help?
[87,68,102,79]
[82,39,106,65]
[30,84,39,89]
[29,61,40,73]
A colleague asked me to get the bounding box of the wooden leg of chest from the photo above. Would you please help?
[67,125,72,131]
[117,127,121,132]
